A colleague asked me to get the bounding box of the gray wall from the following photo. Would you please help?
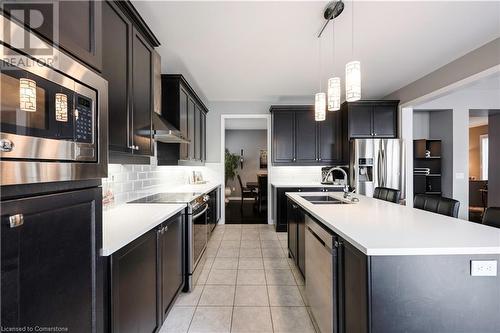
[429,110,454,198]
[489,112,500,206]
[225,129,267,198]
[413,110,454,198]
[385,38,500,104]
[413,111,430,139]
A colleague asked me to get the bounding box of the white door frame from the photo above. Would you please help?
[397,65,500,210]
[220,114,272,224]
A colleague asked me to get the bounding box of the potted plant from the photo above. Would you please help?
[224,149,239,202]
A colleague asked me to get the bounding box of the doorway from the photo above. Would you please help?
[220,115,272,224]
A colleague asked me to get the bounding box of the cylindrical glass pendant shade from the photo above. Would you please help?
[315,92,326,121]
[55,93,68,122]
[345,60,361,102]
[327,77,341,111]
[19,78,37,112]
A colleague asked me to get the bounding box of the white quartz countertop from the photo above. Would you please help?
[287,192,500,256]
[102,203,186,256]
[151,182,221,195]
[271,182,344,188]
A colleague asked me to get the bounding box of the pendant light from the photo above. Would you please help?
[315,37,326,121]
[345,1,361,101]
[327,20,341,111]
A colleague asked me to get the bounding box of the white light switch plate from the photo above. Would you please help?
[471,260,497,276]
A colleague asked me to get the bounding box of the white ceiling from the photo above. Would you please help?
[225,118,267,130]
[133,1,500,102]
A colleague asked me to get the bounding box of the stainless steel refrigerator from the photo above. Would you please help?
[350,139,405,200]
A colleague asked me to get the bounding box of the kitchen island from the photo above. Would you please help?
[286,192,500,333]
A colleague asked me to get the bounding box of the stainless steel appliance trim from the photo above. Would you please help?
[192,204,208,220]
[0,14,108,185]
[305,217,333,251]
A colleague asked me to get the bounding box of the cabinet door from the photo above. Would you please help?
[179,88,189,160]
[188,98,196,160]
[59,1,102,71]
[1,188,103,332]
[132,29,153,156]
[201,112,206,162]
[297,208,306,277]
[111,229,159,333]
[287,200,298,260]
[194,105,201,161]
[295,111,318,163]
[276,188,296,232]
[349,105,373,138]
[319,111,343,163]
[102,1,132,153]
[273,112,295,163]
[372,104,397,138]
[161,213,184,320]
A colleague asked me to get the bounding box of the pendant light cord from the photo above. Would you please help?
[318,37,322,91]
[352,0,354,58]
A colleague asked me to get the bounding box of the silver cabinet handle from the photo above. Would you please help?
[0,139,14,152]
[9,214,24,228]
[292,204,298,209]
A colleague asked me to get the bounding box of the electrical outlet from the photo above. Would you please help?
[470,260,497,277]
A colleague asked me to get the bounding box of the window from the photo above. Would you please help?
[480,134,488,180]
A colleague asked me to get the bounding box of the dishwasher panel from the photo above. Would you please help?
[305,215,339,333]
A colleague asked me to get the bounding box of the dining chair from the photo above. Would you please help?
[482,207,500,228]
[257,174,268,213]
[237,174,257,210]
[373,187,401,204]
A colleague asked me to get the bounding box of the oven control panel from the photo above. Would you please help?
[75,95,93,143]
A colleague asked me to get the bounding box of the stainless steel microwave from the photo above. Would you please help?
[0,15,108,186]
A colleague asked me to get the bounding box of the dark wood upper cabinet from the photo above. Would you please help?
[101,1,160,163]
[158,75,208,165]
[342,100,399,139]
[2,1,102,71]
[271,105,345,165]
[102,1,131,153]
[295,110,317,163]
[132,28,153,156]
[59,1,102,71]
[272,111,296,163]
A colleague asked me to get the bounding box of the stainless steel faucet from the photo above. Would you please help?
[323,167,349,198]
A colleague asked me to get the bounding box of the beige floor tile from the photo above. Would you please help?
[259,224,275,231]
[160,306,195,333]
[225,224,242,229]
[198,285,235,306]
[212,257,239,270]
[202,257,215,270]
[259,232,278,240]
[238,258,264,270]
[240,240,261,249]
[262,247,285,258]
[267,285,304,306]
[280,239,288,248]
[265,269,296,285]
[206,269,237,285]
[236,269,266,285]
[277,232,288,241]
[291,268,305,286]
[220,240,240,248]
[270,307,315,333]
[241,232,260,240]
[196,269,210,286]
[241,224,260,229]
[217,247,239,258]
[297,284,309,306]
[231,307,273,333]
[260,240,282,248]
[175,286,204,306]
[239,247,262,258]
[205,247,218,258]
[207,238,222,248]
[234,285,269,306]
[188,306,232,333]
[263,258,291,270]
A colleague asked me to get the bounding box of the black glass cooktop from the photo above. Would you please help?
[129,192,203,204]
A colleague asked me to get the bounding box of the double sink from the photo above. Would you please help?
[300,194,357,205]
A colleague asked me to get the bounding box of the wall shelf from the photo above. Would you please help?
[414,139,442,197]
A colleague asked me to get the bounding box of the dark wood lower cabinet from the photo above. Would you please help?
[111,229,160,333]
[1,187,103,332]
[109,212,185,333]
[287,199,306,278]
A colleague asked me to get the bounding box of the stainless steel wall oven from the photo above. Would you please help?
[0,15,108,186]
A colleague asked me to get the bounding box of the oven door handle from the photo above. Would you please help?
[192,205,209,220]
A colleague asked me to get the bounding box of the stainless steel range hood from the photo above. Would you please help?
[153,113,190,144]
[151,50,190,144]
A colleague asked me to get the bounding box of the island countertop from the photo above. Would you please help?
[286,192,500,256]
